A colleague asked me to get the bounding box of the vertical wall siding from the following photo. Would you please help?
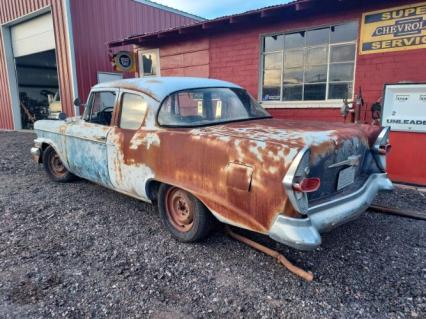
[0,0,198,129]
[0,31,13,129]
[70,0,199,103]
[0,0,74,129]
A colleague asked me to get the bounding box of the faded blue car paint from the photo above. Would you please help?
[65,122,112,187]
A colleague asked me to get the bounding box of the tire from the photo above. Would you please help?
[158,184,215,242]
[42,146,75,183]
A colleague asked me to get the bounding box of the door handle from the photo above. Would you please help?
[95,136,106,141]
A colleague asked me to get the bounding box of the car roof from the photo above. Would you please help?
[93,77,242,101]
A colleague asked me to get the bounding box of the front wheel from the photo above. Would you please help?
[158,184,215,242]
[42,146,75,183]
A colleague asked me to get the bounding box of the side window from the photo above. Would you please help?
[84,91,116,126]
[119,93,148,130]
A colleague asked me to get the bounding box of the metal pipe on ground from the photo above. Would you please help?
[225,226,314,282]
[370,205,426,221]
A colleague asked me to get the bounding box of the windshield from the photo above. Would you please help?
[157,87,271,127]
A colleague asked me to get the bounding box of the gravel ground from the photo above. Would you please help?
[0,131,425,319]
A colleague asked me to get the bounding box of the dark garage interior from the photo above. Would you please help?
[15,50,60,129]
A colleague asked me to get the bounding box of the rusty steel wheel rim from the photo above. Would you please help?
[165,188,195,232]
[49,152,66,177]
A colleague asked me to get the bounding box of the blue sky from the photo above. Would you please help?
[152,0,291,19]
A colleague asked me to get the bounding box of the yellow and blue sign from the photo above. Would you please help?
[113,51,136,72]
[360,2,426,54]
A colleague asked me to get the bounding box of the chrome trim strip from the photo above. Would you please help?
[373,126,390,171]
[283,146,309,214]
[328,154,361,168]
[35,129,107,145]
[374,126,390,150]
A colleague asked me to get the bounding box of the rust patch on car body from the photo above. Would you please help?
[106,117,378,234]
[225,162,253,192]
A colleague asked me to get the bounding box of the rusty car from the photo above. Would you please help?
[31,77,394,250]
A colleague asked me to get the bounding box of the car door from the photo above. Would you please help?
[106,90,157,200]
[65,89,119,187]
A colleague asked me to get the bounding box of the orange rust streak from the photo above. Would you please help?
[113,124,293,232]
[111,117,381,233]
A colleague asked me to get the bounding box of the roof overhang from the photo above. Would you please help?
[108,0,396,48]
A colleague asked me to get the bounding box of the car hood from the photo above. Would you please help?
[193,118,381,150]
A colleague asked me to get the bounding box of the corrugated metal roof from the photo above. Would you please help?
[109,0,315,47]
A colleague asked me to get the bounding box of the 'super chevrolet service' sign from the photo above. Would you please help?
[382,84,426,133]
[360,3,426,54]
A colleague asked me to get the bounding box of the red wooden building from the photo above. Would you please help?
[109,0,426,185]
[0,0,201,130]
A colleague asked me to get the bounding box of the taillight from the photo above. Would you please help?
[378,143,392,155]
[293,178,321,193]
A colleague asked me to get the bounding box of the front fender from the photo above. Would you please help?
[33,136,70,171]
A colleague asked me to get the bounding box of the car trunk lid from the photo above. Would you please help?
[197,118,380,204]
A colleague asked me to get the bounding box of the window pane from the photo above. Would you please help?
[307,28,329,46]
[329,63,354,82]
[330,44,356,62]
[284,32,305,49]
[306,46,328,65]
[328,82,353,99]
[331,22,358,43]
[283,68,303,85]
[264,53,282,70]
[284,49,304,68]
[142,52,158,76]
[264,35,284,52]
[262,87,281,101]
[263,69,281,86]
[283,85,303,101]
[120,93,148,130]
[87,91,116,125]
[304,84,326,100]
[305,65,327,83]
[159,88,270,126]
[262,69,281,101]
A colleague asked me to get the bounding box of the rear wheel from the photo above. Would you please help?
[158,184,215,242]
[42,146,75,182]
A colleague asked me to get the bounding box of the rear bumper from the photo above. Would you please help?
[268,173,394,250]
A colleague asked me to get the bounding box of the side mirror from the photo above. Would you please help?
[58,112,67,120]
[73,97,81,107]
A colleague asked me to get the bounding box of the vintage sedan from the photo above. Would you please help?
[31,77,393,250]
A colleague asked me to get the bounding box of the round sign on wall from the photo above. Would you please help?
[113,51,135,72]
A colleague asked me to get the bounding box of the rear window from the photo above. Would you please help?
[157,88,270,127]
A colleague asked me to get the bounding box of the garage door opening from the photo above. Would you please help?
[9,12,59,129]
[15,50,60,129]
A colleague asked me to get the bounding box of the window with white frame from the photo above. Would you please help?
[138,49,160,76]
[261,21,358,103]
